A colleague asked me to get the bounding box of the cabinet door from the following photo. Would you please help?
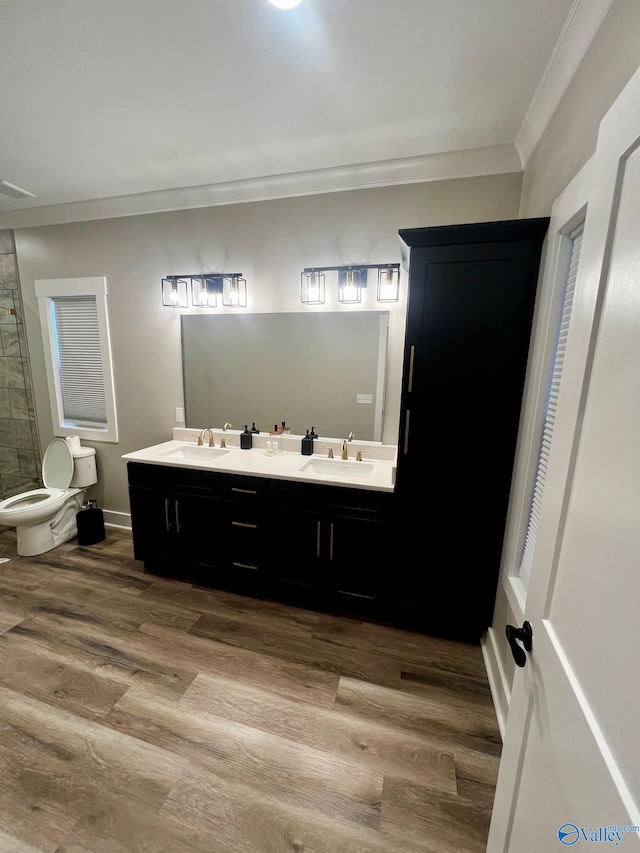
[129,486,176,560]
[399,239,540,495]
[270,509,386,604]
[176,491,224,568]
[269,508,325,594]
[328,515,386,601]
[129,485,223,576]
[395,221,548,640]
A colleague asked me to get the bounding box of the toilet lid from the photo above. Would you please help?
[42,438,74,489]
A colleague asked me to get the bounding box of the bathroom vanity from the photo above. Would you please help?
[124,431,396,618]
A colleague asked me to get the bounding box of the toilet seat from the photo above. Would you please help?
[0,487,69,514]
[0,438,76,517]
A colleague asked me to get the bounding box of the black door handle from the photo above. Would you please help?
[506,621,533,668]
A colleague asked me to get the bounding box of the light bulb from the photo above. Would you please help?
[268,0,302,7]
[377,266,399,302]
[342,284,358,301]
[308,272,320,301]
[379,283,395,300]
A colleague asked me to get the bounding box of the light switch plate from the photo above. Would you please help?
[356,394,373,405]
[175,407,184,422]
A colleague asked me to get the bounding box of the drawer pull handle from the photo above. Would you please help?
[231,487,258,495]
[316,520,321,559]
[174,500,181,533]
[403,410,411,455]
[408,344,415,392]
[164,498,171,532]
[232,521,257,529]
[233,562,258,570]
[329,522,334,561]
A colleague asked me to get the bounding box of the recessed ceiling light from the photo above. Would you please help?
[0,180,36,199]
[268,0,302,8]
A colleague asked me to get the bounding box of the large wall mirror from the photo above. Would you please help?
[181,312,390,441]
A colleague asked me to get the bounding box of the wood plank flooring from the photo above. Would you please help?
[0,526,501,852]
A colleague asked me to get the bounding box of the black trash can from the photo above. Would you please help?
[77,500,106,545]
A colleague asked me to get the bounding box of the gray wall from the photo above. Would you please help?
[519,0,640,217]
[14,173,523,517]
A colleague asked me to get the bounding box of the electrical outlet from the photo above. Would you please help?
[356,393,373,405]
[175,407,184,423]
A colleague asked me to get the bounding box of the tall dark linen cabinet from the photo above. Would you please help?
[394,218,549,643]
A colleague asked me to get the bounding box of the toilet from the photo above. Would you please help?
[0,437,98,556]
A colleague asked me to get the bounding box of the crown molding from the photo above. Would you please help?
[515,0,615,168]
[0,144,521,229]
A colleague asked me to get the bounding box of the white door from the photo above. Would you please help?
[487,65,640,851]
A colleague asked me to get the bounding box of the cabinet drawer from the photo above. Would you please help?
[223,474,269,503]
[225,503,265,572]
[224,502,263,529]
[269,479,392,520]
[127,462,223,497]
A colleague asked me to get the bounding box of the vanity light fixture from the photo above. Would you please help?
[377,265,400,302]
[300,263,400,305]
[162,276,189,308]
[162,273,247,308]
[301,269,326,305]
[222,275,247,308]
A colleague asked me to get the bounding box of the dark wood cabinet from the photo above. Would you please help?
[328,514,386,601]
[267,480,392,612]
[266,507,387,604]
[128,463,224,581]
[127,462,392,616]
[129,485,222,574]
[394,218,549,642]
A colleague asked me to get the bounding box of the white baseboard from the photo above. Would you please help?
[103,510,132,530]
[481,627,511,740]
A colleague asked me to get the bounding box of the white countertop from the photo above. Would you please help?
[122,429,397,493]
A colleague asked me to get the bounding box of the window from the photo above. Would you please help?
[35,277,118,442]
[518,223,584,587]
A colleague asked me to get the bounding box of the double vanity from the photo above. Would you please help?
[123,428,397,617]
[123,219,549,644]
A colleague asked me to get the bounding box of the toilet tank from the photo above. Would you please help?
[70,447,97,488]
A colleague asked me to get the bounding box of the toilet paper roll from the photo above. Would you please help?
[65,436,81,452]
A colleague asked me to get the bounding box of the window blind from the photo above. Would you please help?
[519,223,584,587]
[50,295,108,427]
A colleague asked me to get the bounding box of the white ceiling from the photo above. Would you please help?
[0,0,611,227]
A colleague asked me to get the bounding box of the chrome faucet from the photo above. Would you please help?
[340,433,356,460]
[197,428,215,447]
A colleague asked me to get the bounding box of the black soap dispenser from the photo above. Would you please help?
[309,426,318,439]
[301,429,314,456]
[241,425,253,450]
[250,422,260,433]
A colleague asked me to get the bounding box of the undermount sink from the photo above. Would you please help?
[299,458,375,481]
[159,445,231,462]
